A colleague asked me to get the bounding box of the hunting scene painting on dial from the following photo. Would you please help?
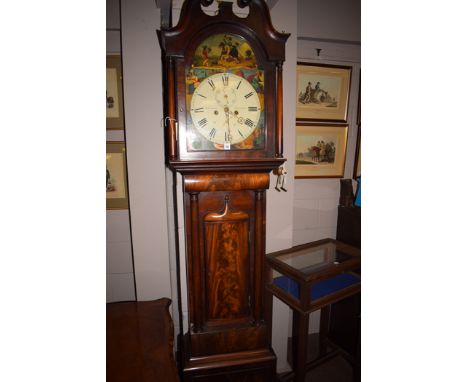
[186,33,265,151]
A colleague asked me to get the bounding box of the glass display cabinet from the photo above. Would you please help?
[266,238,361,382]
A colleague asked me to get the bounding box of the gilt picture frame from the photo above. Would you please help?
[354,76,361,179]
[296,63,351,122]
[106,55,124,130]
[106,142,129,209]
[295,123,348,179]
[353,124,361,179]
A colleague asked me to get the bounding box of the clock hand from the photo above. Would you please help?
[224,107,232,142]
[226,110,251,126]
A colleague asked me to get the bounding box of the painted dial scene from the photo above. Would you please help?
[186,33,265,151]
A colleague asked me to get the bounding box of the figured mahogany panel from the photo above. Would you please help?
[205,200,250,322]
[184,171,269,330]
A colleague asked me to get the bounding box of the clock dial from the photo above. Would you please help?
[190,73,261,145]
[185,33,265,152]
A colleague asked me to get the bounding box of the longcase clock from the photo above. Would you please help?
[158,1,289,380]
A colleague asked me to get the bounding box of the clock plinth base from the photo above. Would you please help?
[181,340,277,382]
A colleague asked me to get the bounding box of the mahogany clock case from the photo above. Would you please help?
[158,1,290,381]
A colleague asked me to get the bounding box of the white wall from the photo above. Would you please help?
[106,0,135,302]
[106,210,135,302]
[298,0,361,43]
[120,0,172,301]
[106,0,120,30]
[267,0,297,373]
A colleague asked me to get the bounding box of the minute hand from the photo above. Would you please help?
[227,110,254,126]
[224,110,232,141]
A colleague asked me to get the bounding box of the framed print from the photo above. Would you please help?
[295,123,348,178]
[356,71,361,125]
[296,63,351,122]
[106,142,129,209]
[106,55,124,130]
[353,124,361,179]
[354,77,361,178]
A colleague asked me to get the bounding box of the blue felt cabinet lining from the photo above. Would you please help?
[273,273,360,301]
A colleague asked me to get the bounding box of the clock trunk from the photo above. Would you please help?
[181,172,276,381]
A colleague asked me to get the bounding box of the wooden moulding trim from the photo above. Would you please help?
[187,323,269,356]
[254,190,265,322]
[189,192,203,332]
[267,238,361,260]
[167,57,177,160]
[267,283,361,315]
[185,348,276,371]
[160,0,289,62]
[275,63,283,158]
[184,172,270,192]
[169,158,286,173]
[308,284,361,313]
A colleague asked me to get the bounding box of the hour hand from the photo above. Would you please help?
[223,106,231,120]
[223,107,231,125]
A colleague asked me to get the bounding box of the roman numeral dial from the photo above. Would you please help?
[190,72,262,145]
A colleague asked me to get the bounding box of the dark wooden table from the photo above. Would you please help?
[107,298,180,382]
[266,239,361,382]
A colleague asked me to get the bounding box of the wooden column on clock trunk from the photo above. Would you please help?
[158,1,289,380]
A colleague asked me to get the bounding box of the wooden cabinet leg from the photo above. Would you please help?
[292,311,309,382]
[319,305,331,357]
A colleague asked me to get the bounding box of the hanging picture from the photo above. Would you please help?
[296,63,351,122]
[106,55,124,130]
[295,123,348,178]
[354,76,361,179]
[354,124,361,179]
[106,142,129,209]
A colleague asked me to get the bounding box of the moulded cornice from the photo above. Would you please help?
[158,0,289,62]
